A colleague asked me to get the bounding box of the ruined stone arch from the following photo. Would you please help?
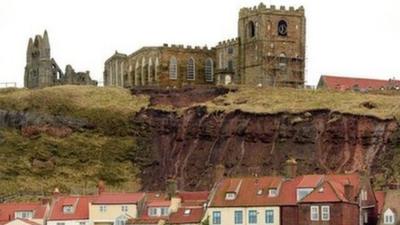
[169,56,177,80]
[205,58,214,82]
[187,57,195,81]
[141,57,146,85]
[155,57,159,83]
[148,58,153,84]
[135,61,140,86]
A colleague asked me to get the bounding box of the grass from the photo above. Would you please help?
[203,87,400,120]
[0,85,149,135]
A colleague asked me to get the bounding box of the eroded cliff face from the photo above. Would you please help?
[133,107,400,191]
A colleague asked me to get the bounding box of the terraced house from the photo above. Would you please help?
[104,3,306,88]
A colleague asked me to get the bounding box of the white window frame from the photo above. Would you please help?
[63,205,74,214]
[234,210,243,224]
[121,205,128,212]
[321,206,330,221]
[169,57,178,80]
[15,211,33,219]
[310,206,319,221]
[384,209,395,224]
[212,211,221,225]
[225,192,236,200]
[265,209,274,224]
[160,207,169,216]
[148,207,158,217]
[248,210,257,224]
[99,205,107,213]
[268,188,277,197]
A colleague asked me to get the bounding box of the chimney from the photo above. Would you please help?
[214,164,225,183]
[285,158,297,179]
[97,180,106,195]
[166,178,177,199]
[40,197,51,205]
[344,183,354,201]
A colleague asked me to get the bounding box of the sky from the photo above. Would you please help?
[1,0,400,87]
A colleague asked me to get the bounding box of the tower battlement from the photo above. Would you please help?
[239,3,304,18]
[162,43,214,51]
[217,38,239,47]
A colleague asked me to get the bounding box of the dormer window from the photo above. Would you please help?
[184,209,191,215]
[225,192,236,200]
[63,205,74,214]
[297,188,314,201]
[268,188,277,197]
[384,208,395,224]
[15,211,33,219]
[256,189,263,195]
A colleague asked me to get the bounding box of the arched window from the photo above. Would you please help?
[169,57,177,80]
[247,21,256,38]
[384,209,395,224]
[278,20,288,36]
[279,53,287,67]
[155,58,159,82]
[148,58,153,83]
[205,58,214,82]
[187,57,195,80]
[141,57,146,85]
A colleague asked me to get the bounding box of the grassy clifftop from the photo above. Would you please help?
[204,87,400,120]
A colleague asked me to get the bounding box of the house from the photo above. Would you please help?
[47,195,97,225]
[317,75,400,91]
[0,202,49,225]
[207,176,283,225]
[168,192,209,225]
[377,190,400,225]
[89,192,145,225]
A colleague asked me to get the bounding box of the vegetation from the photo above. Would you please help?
[204,87,400,120]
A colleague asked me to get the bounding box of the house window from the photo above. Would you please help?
[15,211,33,219]
[361,189,368,201]
[297,188,313,201]
[149,208,158,216]
[160,207,169,216]
[225,192,236,200]
[115,215,127,225]
[169,57,177,80]
[56,223,65,225]
[228,47,234,54]
[121,205,128,212]
[187,57,195,80]
[212,211,221,224]
[310,206,319,221]
[63,205,74,214]
[99,205,107,213]
[268,188,277,197]
[184,209,191,215]
[205,58,214,82]
[248,210,257,224]
[384,208,395,224]
[234,210,243,224]
[79,222,86,225]
[265,210,274,224]
[321,206,330,221]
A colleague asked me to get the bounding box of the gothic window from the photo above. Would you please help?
[205,58,214,82]
[155,58,159,82]
[187,57,195,80]
[141,57,146,85]
[228,60,234,71]
[169,57,177,80]
[228,47,234,54]
[247,21,256,38]
[278,20,288,36]
[135,61,140,86]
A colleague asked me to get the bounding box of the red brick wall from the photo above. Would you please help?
[281,206,298,225]
[298,203,359,225]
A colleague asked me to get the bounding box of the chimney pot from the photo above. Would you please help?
[285,158,297,178]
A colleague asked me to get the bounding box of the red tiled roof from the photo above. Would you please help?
[319,75,400,91]
[147,201,170,207]
[209,176,284,207]
[168,207,205,224]
[177,192,209,203]
[0,202,47,223]
[375,191,386,215]
[297,175,323,188]
[92,192,144,205]
[48,195,97,221]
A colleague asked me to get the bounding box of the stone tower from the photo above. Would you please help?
[24,30,57,88]
[238,3,306,87]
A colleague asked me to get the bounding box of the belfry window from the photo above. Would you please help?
[278,20,288,36]
[247,21,256,38]
[187,57,195,80]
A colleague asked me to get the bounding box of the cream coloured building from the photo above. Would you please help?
[89,192,145,225]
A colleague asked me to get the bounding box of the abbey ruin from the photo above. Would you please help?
[24,31,97,89]
[104,3,306,88]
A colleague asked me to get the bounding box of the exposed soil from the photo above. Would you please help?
[133,107,400,191]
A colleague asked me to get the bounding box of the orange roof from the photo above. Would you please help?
[374,191,386,215]
[48,195,97,221]
[0,202,47,223]
[92,192,144,204]
[320,75,400,91]
[297,175,323,188]
[168,207,205,224]
[209,176,284,207]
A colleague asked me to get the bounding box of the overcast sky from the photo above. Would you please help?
[1,0,400,87]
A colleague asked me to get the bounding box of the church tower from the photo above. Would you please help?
[238,3,306,87]
[24,30,56,88]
